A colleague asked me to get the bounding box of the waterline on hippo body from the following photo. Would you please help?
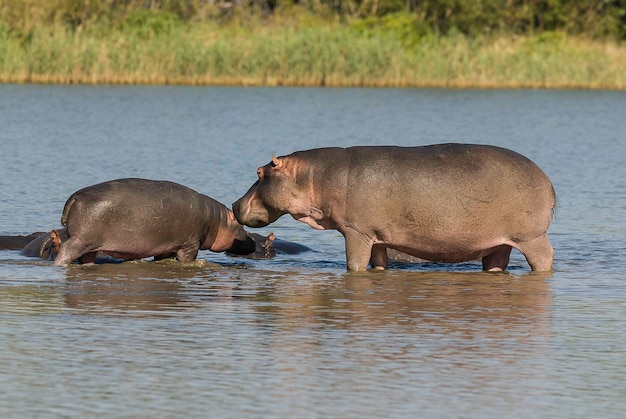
[4,230,430,268]
[232,143,556,272]
[8,228,309,265]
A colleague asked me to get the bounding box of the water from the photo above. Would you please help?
[1,85,625,418]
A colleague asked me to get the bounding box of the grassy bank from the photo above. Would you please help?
[1,17,625,89]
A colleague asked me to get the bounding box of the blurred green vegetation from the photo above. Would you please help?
[1,0,625,40]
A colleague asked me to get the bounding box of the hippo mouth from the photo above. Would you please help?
[293,214,332,230]
[291,206,335,230]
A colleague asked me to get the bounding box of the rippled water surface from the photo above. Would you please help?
[1,85,625,418]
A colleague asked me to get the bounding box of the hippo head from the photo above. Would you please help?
[233,155,306,228]
[250,232,277,258]
[20,229,67,260]
[212,209,257,255]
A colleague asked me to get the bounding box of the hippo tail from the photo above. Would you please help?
[549,182,558,222]
[60,196,76,227]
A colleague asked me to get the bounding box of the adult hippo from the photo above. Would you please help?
[232,144,556,272]
[54,178,257,266]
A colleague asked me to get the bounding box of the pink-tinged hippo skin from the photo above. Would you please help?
[54,178,256,266]
[232,144,556,272]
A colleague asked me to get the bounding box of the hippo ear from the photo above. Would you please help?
[50,230,62,252]
[271,155,282,169]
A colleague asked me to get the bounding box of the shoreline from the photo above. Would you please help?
[2,77,623,90]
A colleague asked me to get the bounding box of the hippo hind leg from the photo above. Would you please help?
[482,245,512,272]
[79,252,98,264]
[369,244,388,270]
[515,234,554,272]
[54,236,89,266]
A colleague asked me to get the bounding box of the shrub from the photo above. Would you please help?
[121,9,182,38]
[349,12,432,48]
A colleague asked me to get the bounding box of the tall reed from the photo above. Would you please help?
[1,21,625,88]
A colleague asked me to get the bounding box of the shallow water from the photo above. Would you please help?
[1,85,625,417]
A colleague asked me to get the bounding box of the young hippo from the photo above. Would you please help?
[232,144,556,272]
[54,178,256,266]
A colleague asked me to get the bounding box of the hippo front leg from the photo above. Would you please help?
[344,230,374,271]
[175,244,200,263]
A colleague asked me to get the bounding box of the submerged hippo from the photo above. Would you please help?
[3,230,421,265]
[14,229,289,262]
[233,144,556,272]
[21,229,66,260]
[228,232,313,259]
[0,232,45,251]
[54,178,257,266]
[6,229,305,263]
[20,229,122,263]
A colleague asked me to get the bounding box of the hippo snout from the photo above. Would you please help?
[232,197,267,227]
[232,199,244,223]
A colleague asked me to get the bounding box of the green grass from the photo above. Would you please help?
[1,19,625,89]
